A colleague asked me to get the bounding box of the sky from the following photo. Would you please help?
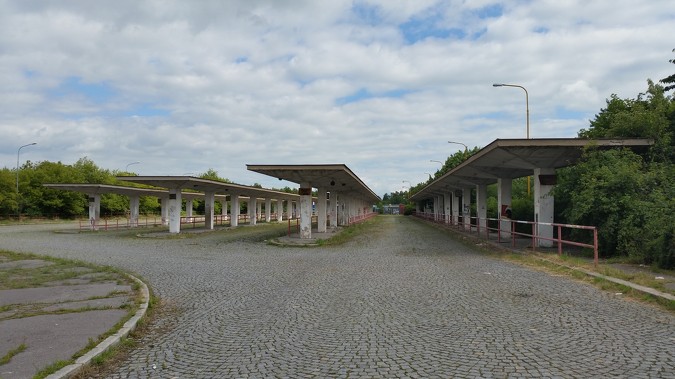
[1,0,674,198]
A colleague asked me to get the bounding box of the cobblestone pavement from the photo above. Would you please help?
[1,217,674,378]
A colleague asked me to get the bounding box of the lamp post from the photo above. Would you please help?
[430,160,443,165]
[448,141,468,156]
[16,142,37,216]
[125,161,141,172]
[493,83,531,194]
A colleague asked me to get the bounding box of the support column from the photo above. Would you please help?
[329,192,338,228]
[249,197,257,226]
[185,199,193,220]
[221,199,228,217]
[451,191,459,225]
[168,188,182,234]
[129,195,139,228]
[265,198,272,222]
[317,187,327,233]
[462,187,471,230]
[299,183,312,239]
[277,199,284,221]
[88,194,100,231]
[231,194,239,227]
[535,168,555,247]
[257,200,262,222]
[205,191,215,230]
[476,184,487,233]
[498,178,513,238]
[160,197,169,225]
[443,192,452,224]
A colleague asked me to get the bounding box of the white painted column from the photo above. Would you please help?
[299,183,312,239]
[443,192,452,224]
[476,184,487,233]
[265,198,272,222]
[451,191,460,225]
[88,194,100,231]
[221,199,228,217]
[498,178,513,238]
[249,197,257,226]
[534,168,555,247]
[317,187,327,233]
[231,194,239,227]
[329,192,338,228]
[462,187,471,230]
[129,195,140,228]
[160,197,169,225]
[185,199,193,219]
[168,188,182,234]
[204,191,215,230]
[277,199,284,221]
[257,200,262,222]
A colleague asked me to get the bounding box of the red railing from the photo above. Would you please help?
[348,212,378,225]
[413,211,599,266]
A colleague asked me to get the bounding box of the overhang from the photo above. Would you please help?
[44,183,168,198]
[411,138,653,201]
[246,164,380,203]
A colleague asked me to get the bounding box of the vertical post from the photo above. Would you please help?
[205,191,215,230]
[231,194,239,227]
[129,195,140,228]
[299,183,312,239]
[317,187,327,233]
[557,225,562,256]
[168,188,182,234]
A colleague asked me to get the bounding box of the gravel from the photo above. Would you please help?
[1,217,673,378]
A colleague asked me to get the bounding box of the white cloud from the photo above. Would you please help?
[1,0,674,197]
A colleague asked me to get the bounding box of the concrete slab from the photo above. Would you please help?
[42,296,131,312]
[0,260,54,270]
[0,283,132,306]
[0,310,128,379]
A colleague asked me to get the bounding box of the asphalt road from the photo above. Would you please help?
[0,217,673,378]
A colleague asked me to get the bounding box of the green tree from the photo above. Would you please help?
[660,48,675,92]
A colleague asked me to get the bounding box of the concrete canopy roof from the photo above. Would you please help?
[116,176,301,200]
[44,183,169,198]
[411,138,653,201]
[246,164,380,202]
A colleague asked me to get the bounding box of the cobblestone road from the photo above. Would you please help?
[1,217,673,378]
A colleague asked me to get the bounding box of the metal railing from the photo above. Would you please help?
[413,211,599,266]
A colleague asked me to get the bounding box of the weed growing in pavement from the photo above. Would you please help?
[0,343,26,365]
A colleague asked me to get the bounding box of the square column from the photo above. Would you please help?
[249,197,257,225]
[317,188,327,233]
[168,188,182,234]
[265,198,272,222]
[535,168,555,247]
[443,192,452,224]
[277,199,284,221]
[221,199,228,216]
[160,197,169,225]
[204,191,215,230]
[329,192,338,228]
[498,178,513,238]
[88,194,100,231]
[476,184,487,233]
[185,199,193,219]
[257,200,262,222]
[231,195,239,226]
[462,187,471,230]
[299,183,313,239]
[451,192,460,225]
[129,195,140,228]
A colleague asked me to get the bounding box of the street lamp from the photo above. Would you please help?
[493,82,531,194]
[447,140,468,153]
[430,160,443,165]
[492,83,529,139]
[125,161,141,172]
[16,142,37,216]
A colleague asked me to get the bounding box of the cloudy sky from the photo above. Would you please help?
[1,0,674,197]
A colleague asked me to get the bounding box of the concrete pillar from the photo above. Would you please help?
[277,199,284,221]
[88,194,100,230]
[249,197,257,226]
[265,198,272,222]
[168,188,182,234]
[535,168,555,247]
[498,178,513,238]
[185,199,193,219]
[204,191,215,230]
[160,197,169,225]
[476,184,487,233]
[299,183,312,239]
[129,195,139,228]
[221,199,228,216]
[231,194,239,227]
[257,200,262,222]
[452,191,460,225]
[329,192,338,228]
[462,187,471,230]
[317,187,327,233]
[443,192,452,224]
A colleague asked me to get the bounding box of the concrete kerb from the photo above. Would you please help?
[45,274,150,379]
[415,217,675,304]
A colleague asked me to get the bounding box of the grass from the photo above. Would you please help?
[314,216,385,246]
[0,343,26,365]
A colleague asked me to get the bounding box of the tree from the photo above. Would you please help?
[660,48,675,92]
